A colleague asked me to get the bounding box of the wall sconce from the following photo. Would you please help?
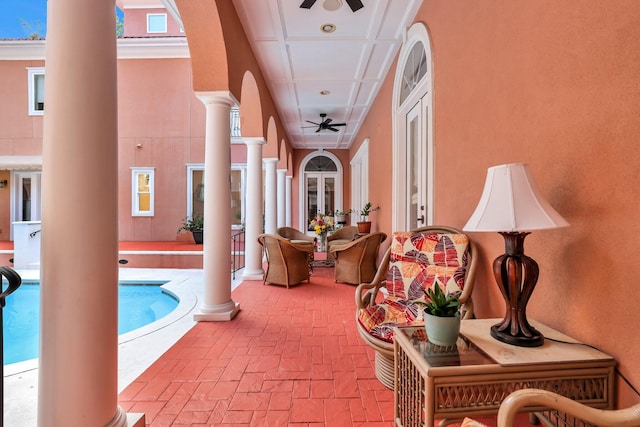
[0,180,7,189]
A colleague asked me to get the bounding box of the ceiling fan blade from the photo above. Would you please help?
[324,118,333,125]
[329,122,346,126]
[299,0,317,9]
[306,120,321,125]
[345,0,364,12]
[328,127,341,132]
[315,127,322,133]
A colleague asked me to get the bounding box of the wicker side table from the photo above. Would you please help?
[394,319,616,427]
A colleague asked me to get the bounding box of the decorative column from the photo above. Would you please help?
[242,138,265,280]
[277,168,287,228]
[194,91,240,321]
[37,0,135,425]
[285,175,293,227]
[263,159,278,234]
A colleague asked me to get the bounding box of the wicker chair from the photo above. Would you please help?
[355,225,477,389]
[276,226,316,246]
[258,234,314,288]
[327,226,359,258]
[330,232,387,285]
[496,389,640,427]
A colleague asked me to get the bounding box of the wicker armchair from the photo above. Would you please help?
[496,389,640,427]
[355,225,477,389]
[327,226,359,258]
[276,226,316,245]
[258,234,314,288]
[330,232,387,285]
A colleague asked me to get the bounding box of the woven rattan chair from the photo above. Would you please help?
[495,389,640,427]
[330,232,387,285]
[258,233,314,288]
[327,226,359,258]
[355,225,477,389]
[276,226,316,246]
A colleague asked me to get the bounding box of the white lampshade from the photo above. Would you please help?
[463,163,569,232]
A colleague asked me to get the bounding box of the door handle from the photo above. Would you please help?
[417,215,425,224]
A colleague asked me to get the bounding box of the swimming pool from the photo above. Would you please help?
[2,282,179,365]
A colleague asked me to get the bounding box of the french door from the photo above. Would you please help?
[406,99,428,230]
[11,171,42,239]
[304,173,336,232]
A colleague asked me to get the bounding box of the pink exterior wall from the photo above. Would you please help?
[351,0,640,406]
[122,8,184,38]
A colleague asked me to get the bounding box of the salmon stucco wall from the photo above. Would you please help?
[117,57,205,241]
[355,0,640,406]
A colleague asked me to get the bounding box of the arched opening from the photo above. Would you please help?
[298,151,343,233]
[391,23,434,231]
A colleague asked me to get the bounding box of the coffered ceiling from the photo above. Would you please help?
[230,0,422,149]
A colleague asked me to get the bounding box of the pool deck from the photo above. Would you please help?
[4,267,235,427]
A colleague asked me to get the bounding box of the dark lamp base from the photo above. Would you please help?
[490,324,544,347]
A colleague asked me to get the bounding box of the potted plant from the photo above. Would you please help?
[177,215,204,244]
[422,282,462,347]
[334,209,352,225]
[357,202,380,233]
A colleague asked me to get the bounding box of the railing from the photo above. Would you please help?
[0,266,22,427]
[231,229,245,279]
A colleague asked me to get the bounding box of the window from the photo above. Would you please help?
[187,165,245,227]
[131,168,154,216]
[27,67,45,116]
[147,13,167,33]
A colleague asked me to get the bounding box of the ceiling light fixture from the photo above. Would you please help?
[320,90,330,95]
[321,23,336,33]
[323,0,342,11]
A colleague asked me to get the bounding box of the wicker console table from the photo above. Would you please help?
[393,319,616,427]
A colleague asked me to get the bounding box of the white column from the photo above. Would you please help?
[263,158,278,234]
[285,175,293,227]
[276,168,287,228]
[38,0,131,425]
[194,91,240,321]
[242,138,265,280]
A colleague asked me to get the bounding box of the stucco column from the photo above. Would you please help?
[285,175,292,227]
[194,92,240,321]
[38,0,131,425]
[277,168,287,228]
[242,138,265,280]
[263,158,278,234]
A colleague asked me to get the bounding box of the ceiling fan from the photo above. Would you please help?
[300,0,364,13]
[303,113,347,133]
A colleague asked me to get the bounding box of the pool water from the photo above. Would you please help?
[2,283,179,365]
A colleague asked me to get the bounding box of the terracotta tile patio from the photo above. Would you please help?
[116,259,533,426]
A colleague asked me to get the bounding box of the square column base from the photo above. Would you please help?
[242,269,264,281]
[194,302,240,321]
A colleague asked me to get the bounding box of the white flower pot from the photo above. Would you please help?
[423,311,461,347]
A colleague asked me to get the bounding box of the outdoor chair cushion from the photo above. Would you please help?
[357,231,471,343]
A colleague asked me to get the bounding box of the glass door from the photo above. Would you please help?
[406,100,427,230]
[305,173,336,232]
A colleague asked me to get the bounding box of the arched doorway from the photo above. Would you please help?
[299,151,343,233]
[392,23,433,231]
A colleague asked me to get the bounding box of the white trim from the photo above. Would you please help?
[186,163,204,218]
[0,38,190,61]
[298,150,344,230]
[350,139,369,226]
[392,22,434,231]
[131,167,155,216]
[27,67,45,116]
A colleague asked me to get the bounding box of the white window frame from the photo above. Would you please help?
[147,13,167,33]
[131,167,155,216]
[27,67,45,116]
[350,139,369,226]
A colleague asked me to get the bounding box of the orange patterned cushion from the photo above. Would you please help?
[357,232,470,342]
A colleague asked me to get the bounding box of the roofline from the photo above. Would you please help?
[0,37,190,61]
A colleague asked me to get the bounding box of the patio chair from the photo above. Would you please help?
[327,226,359,258]
[355,225,477,389]
[258,234,314,288]
[330,232,387,285]
[276,226,316,246]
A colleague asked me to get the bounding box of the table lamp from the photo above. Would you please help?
[463,163,569,347]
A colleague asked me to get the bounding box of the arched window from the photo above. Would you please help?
[299,151,343,232]
[392,23,434,231]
